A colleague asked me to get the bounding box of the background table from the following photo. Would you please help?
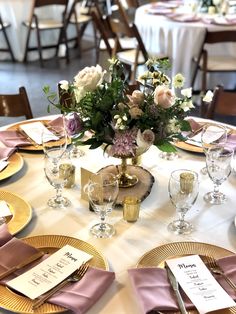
[135,5,236,90]
[0,116,236,313]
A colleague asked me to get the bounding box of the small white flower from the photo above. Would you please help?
[181,87,192,98]
[114,115,119,120]
[173,73,185,88]
[123,115,128,121]
[59,80,69,91]
[203,90,214,102]
[180,100,194,112]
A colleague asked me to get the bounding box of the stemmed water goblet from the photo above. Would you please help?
[86,172,119,238]
[44,153,72,208]
[201,124,227,175]
[204,146,233,205]
[168,169,199,235]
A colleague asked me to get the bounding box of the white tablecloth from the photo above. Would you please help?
[0,116,236,313]
[135,5,236,90]
[0,0,76,62]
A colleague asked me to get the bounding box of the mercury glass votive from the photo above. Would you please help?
[123,196,140,222]
[59,163,75,188]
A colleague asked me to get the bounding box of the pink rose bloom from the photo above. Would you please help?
[154,86,175,109]
[129,107,143,119]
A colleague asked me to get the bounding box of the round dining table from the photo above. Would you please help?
[135,4,236,90]
[0,115,236,313]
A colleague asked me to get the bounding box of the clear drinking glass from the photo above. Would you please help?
[168,169,199,235]
[201,124,227,175]
[44,154,72,208]
[42,123,68,167]
[87,173,119,238]
[204,146,233,205]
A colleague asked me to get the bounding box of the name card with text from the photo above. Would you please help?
[7,245,92,300]
[166,255,235,314]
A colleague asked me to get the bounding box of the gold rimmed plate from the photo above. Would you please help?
[8,120,70,151]
[174,140,203,153]
[137,241,236,314]
[0,153,23,181]
[0,234,108,314]
[0,190,32,235]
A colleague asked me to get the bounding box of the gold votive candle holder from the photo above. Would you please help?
[59,163,75,188]
[123,196,140,222]
[180,172,194,194]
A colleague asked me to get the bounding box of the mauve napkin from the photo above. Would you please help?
[0,224,115,314]
[128,255,236,313]
[48,116,64,128]
[0,130,31,147]
[0,147,16,160]
[226,134,236,150]
[48,267,115,314]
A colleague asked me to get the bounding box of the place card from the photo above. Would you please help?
[20,122,59,145]
[80,167,95,201]
[166,255,235,314]
[7,244,92,300]
[0,200,12,218]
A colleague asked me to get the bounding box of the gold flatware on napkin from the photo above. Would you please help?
[32,262,89,310]
[166,264,188,314]
[0,251,44,280]
[206,256,236,291]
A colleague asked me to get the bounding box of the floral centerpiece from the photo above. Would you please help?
[44,58,195,186]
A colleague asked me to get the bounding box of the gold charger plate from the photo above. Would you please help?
[137,241,236,314]
[174,140,203,153]
[0,153,23,181]
[8,120,70,151]
[0,234,108,314]
[0,190,32,235]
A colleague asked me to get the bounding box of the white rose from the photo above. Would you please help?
[74,65,105,92]
[181,87,192,98]
[203,90,214,102]
[59,80,69,91]
[154,85,175,109]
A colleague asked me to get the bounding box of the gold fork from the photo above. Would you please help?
[206,256,236,291]
[32,262,89,310]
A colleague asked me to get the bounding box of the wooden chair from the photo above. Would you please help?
[0,14,15,62]
[0,87,33,120]
[191,29,236,94]
[22,0,70,67]
[205,85,236,124]
[66,0,96,57]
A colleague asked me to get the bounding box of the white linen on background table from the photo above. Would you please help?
[0,115,236,314]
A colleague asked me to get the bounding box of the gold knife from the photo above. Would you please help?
[166,264,188,314]
[0,251,44,280]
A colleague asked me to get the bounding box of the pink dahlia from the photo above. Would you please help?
[110,129,137,157]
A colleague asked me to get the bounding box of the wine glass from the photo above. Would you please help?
[204,146,233,205]
[42,123,68,167]
[44,154,72,208]
[87,172,119,238]
[201,124,227,175]
[168,169,199,235]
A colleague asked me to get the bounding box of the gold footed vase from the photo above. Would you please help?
[117,157,138,188]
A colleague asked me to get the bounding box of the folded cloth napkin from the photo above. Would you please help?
[0,224,115,314]
[0,224,12,247]
[128,255,236,313]
[0,147,16,160]
[0,130,31,147]
[47,116,64,128]
[48,267,115,314]
[226,134,236,150]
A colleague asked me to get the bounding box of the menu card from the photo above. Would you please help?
[20,122,59,145]
[7,244,92,300]
[166,255,235,314]
[0,201,12,218]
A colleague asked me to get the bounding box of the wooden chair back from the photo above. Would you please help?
[0,14,15,61]
[0,87,33,119]
[205,85,236,119]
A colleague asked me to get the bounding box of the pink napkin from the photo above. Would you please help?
[0,130,31,147]
[0,224,115,314]
[48,267,115,314]
[226,134,236,150]
[128,255,236,313]
[48,116,64,128]
[167,13,200,22]
[0,147,16,160]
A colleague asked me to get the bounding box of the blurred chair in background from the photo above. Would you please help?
[0,14,15,62]
[0,87,33,123]
[22,0,70,67]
